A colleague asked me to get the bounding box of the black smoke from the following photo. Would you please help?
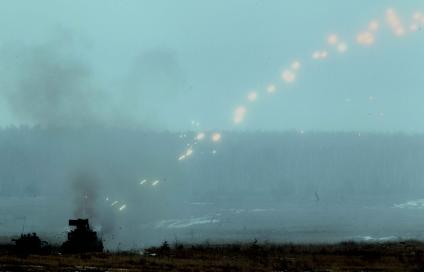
[0,31,189,129]
[0,33,107,127]
[71,171,98,219]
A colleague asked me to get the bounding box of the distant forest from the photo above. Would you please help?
[1,127,424,203]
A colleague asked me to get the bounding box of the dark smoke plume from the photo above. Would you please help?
[71,172,98,219]
[124,48,191,129]
[0,33,107,127]
[70,171,117,235]
[0,36,189,129]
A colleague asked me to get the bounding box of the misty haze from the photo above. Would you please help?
[1,0,424,261]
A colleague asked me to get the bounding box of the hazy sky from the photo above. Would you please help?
[0,0,423,132]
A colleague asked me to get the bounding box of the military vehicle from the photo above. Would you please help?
[12,233,49,256]
[61,219,103,253]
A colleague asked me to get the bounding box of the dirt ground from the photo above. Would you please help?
[1,241,424,271]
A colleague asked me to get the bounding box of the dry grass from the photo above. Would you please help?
[1,241,424,271]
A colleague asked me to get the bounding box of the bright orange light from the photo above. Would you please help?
[281,70,295,82]
[386,8,405,37]
[368,20,380,32]
[337,42,348,53]
[186,148,193,156]
[233,106,246,123]
[196,132,205,140]
[247,91,258,102]
[266,84,276,94]
[327,34,338,45]
[291,60,301,70]
[356,31,374,45]
[211,132,221,142]
[312,50,328,60]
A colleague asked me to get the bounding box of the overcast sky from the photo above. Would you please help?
[0,0,423,132]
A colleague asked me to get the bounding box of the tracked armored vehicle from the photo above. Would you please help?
[12,233,49,255]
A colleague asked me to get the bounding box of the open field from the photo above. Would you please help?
[2,241,424,271]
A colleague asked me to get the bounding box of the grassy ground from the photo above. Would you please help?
[1,240,424,271]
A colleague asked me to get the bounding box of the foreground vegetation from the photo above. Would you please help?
[2,240,424,271]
